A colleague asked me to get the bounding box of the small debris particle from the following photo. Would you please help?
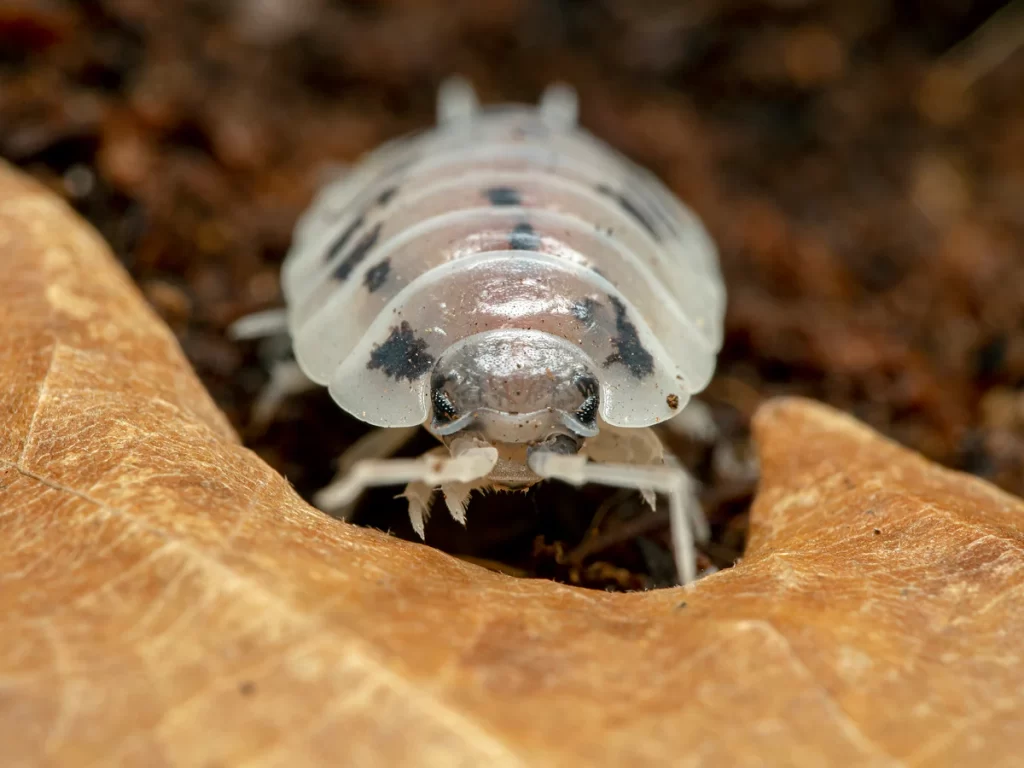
[666,393,680,409]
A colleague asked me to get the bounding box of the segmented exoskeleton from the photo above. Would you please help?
[233,78,726,584]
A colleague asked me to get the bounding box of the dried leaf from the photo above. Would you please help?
[2,160,1022,767]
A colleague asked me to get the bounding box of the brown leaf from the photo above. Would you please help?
[2,158,1023,767]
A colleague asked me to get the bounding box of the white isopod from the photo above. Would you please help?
[233,78,726,584]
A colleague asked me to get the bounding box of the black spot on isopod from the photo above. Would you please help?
[570,297,601,326]
[604,295,655,379]
[485,186,521,206]
[509,222,540,251]
[323,214,365,263]
[333,222,382,281]
[375,185,398,206]
[363,258,390,292]
[366,321,434,382]
[595,184,660,241]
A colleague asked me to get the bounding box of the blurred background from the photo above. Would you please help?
[2,0,1021,588]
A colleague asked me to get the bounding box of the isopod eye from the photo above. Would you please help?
[557,373,600,438]
[431,388,459,422]
[575,394,599,428]
[429,370,460,424]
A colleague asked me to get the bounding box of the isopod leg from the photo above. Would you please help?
[336,425,422,475]
[321,425,423,520]
[227,308,289,340]
[227,307,312,431]
[400,466,441,540]
[583,424,666,512]
[313,445,498,530]
[527,452,706,586]
[664,452,711,545]
[249,360,318,432]
[398,448,489,535]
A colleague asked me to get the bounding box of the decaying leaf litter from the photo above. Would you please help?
[2,1,1023,587]
[3,159,1024,764]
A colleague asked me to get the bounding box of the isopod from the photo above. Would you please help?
[233,78,726,584]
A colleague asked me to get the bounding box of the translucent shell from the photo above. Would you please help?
[283,102,725,428]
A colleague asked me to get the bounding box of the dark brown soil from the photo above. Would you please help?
[4,0,1022,590]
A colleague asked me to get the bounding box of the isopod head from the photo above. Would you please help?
[427,329,599,488]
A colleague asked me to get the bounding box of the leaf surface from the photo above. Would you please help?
[1,161,1021,767]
